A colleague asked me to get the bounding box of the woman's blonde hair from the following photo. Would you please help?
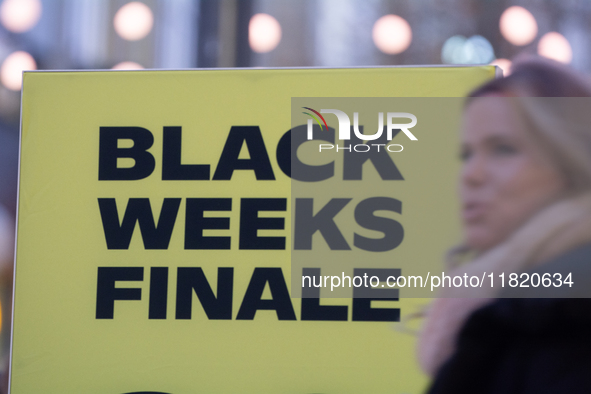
[444,57,591,269]
[468,57,591,192]
[439,57,591,268]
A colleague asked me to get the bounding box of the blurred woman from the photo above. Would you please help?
[419,57,591,393]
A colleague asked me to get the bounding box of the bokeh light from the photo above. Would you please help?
[113,1,153,41]
[538,32,572,64]
[490,58,512,76]
[112,61,144,70]
[441,35,495,64]
[249,13,282,53]
[499,6,538,46]
[1,50,36,91]
[372,14,412,55]
[0,0,42,33]
[441,35,465,63]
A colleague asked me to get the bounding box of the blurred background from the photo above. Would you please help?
[0,0,587,381]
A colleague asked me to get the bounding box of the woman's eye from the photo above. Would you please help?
[460,148,472,161]
[492,143,517,156]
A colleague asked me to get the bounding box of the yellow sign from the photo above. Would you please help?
[12,66,495,393]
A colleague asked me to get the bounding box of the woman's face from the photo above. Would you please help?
[460,96,568,252]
